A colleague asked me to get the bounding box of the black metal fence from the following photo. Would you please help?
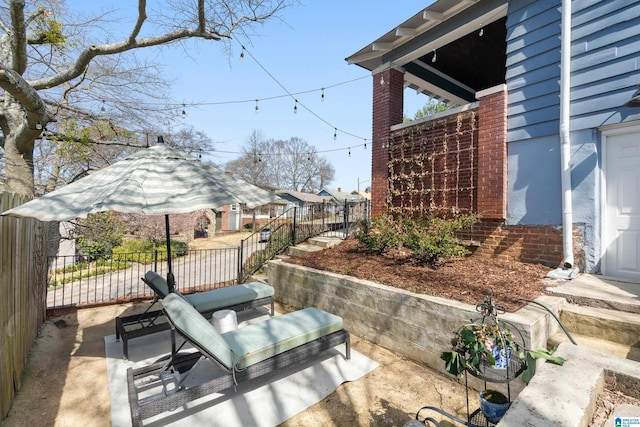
[46,199,370,310]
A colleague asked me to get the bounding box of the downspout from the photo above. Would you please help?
[559,0,575,270]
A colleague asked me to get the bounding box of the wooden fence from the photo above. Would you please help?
[0,192,49,421]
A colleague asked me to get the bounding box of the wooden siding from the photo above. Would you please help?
[505,0,561,142]
[506,0,640,143]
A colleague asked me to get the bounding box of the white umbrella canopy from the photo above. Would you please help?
[2,143,277,221]
[2,141,280,289]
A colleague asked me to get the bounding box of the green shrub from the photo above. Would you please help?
[354,214,405,254]
[404,214,478,266]
[112,239,189,263]
[50,259,131,287]
[355,213,478,265]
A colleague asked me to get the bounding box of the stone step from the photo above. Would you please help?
[307,236,343,249]
[558,304,640,346]
[546,274,640,314]
[288,244,324,257]
[548,331,640,362]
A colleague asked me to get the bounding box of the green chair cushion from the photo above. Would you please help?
[163,294,344,372]
[223,307,343,370]
[185,282,274,313]
[163,293,235,368]
[144,271,170,297]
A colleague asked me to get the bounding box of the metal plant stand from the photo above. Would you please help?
[406,295,525,427]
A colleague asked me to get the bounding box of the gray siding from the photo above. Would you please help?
[505,0,561,142]
[504,0,640,273]
[506,0,640,143]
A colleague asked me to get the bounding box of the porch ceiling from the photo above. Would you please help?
[346,0,508,105]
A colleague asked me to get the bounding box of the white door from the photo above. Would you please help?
[603,126,640,280]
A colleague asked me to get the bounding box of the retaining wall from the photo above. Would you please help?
[266,258,566,394]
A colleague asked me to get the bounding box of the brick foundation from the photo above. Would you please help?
[458,220,585,269]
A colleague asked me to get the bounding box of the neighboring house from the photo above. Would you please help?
[218,201,287,231]
[275,190,334,219]
[317,187,360,204]
[351,189,371,202]
[346,0,640,280]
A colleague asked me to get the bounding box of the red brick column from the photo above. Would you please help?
[372,69,404,217]
[476,85,507,220]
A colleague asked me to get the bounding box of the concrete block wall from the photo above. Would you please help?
[267,259,565,394]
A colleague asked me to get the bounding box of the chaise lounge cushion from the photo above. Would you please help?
[143,271,274,312]
[223,308,343,369]
[163,293,344,371]
[185,282,274,313]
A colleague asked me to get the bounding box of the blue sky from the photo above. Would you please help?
[69,1,431,192]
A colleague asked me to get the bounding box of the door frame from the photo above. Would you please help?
[600,121,640,277]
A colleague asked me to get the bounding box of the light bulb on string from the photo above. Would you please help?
[293,100,298,114]
[333,128,337,140]
[240,46,245,61]
[348,147,351,157]
[479,28,484,36]
[321,88,325,102]
[101,100,105,112]
[432,49,437,63]
[255,99,259,113]
[181,104,186,118]
[364,140,367,149]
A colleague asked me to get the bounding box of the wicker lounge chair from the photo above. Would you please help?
[127,292,350,426]
[115,271,275,359]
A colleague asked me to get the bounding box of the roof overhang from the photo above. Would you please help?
[346,0,508,105]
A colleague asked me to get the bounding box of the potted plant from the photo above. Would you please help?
[440,295,565,384]
[479,389,510,423]
[440,321,522,379]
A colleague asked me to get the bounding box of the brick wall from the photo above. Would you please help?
[370,78,581,268]
[372,69,404,217]
[387,110,478,216]
[477,86,507,219]
[458,220,585,269]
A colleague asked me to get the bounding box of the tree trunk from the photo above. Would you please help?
[2,98,39,197]
[4,132,36,197]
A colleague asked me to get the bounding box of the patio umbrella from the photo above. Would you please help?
[2,139,279,291]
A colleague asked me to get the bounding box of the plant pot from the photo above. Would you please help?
[491,346,511,370]
[479,390,510,424]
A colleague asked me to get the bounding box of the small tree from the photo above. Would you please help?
[75,212,126,258]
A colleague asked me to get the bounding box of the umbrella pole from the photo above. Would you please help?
[165,214,176,293]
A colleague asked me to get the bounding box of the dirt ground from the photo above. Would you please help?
[0,233,613,426]
[3,303,472,427]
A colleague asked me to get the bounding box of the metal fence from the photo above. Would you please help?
[46,199,370,310]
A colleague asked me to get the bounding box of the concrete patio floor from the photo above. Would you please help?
[2,302,472,427]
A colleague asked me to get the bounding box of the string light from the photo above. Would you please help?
[101,100,105,112]
[333,128,337,140]
[293,99,298,114]
[348,147,351,157]
[255,99,259,113]
[479,28,484,36]
[240,46,245,61]
[321,88,325,101]
[364,140,367,149]
[432,49,437,63]
[181,104,186,118]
